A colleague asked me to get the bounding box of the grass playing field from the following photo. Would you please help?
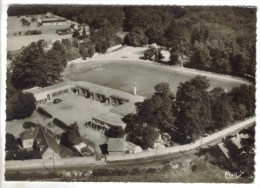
[68,60,248,97]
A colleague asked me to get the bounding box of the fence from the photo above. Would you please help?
[5,156,96,171]
[106,117,255,162]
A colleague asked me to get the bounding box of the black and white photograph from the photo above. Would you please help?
[0,0,259,186]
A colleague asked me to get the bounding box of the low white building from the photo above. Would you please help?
[23,82,75,105]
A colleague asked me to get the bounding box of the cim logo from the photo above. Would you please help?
[225,171,244,180]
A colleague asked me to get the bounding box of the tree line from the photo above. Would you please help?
[8,6,256,80]
[124,76,255,149]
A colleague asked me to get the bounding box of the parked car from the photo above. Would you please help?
[53,98,62,104]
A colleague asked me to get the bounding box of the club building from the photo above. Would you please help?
[37,12,68,26]
[23,81,145,135]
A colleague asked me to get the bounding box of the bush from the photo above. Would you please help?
[23,121,39,129]
[145,167,157,174]
[24,30,42,35]
[37,107,53,118]
[5,149,41,161]
[130,167,144,175]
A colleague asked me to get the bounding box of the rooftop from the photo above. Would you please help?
[108,138,125,152]
[20,127,39,140]
[76,81,145,103]
[92,112,126,128]
[110,102,139,116]
[23,82,74,95]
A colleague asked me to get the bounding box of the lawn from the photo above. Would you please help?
[68,60,248,97]
[7,16,72,51]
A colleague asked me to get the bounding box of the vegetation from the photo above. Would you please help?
[6,71,36,120]
[60,122,82,147]
[125,76,255,146]
[5,133,19,151]
[11,40,67,89]
[124,83,175,149]
[8,6,256,80]
[24,29,42,35]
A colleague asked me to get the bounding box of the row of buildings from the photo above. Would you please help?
[22,81,145,157]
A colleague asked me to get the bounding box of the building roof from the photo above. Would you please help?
[76,81,145,103]
[125,141,138,151]
[41,126,61,153]
[41,19,66,23]
[218,133,249,158]
[92,112,126,128]
[21,127,40,140]
[74,142,88,151]
[108,138,125,152]
[110,102,138,116]
[23,82,74,95]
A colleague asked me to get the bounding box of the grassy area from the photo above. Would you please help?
[68,61,247,97]
[7,16,72,51]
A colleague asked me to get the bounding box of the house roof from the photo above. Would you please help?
[108,138,125,152]
[92,113,126,128]
[218,133,249,158]
[21,127,40,140]
[40,126,61,153]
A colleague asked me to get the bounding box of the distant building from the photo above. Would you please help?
[20,125,61,156]
[37,12,67,26]
[218,133,249,158]
[107,138,142,156]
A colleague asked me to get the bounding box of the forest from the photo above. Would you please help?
[8,5,256,80]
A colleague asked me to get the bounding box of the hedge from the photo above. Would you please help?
[37,107,53,118]
[53,118,69,130]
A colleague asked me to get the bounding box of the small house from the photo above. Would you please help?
[107,138,142,156]
[20,125,61,156]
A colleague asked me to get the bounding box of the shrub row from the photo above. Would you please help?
[37,107,53,118]
[24,30,42,35]
[5,171,60,181]
[92,167,158,176]
[53,118,69,130]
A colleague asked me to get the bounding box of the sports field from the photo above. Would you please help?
[67,60,248,97]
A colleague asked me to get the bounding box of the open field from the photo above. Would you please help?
[7,16,72,51]
[7,34,71,51]
[67,60,248,97]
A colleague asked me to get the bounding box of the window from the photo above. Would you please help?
[52,92,57,97]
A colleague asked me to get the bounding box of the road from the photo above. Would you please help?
[5,117,255,173]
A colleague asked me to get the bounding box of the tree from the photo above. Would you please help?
[72,30,80,39]
[124,82,176,149]
[60,122,81,147]
[174,75,212,142]
[6,133,19,151]
[228,84,255,120]
[81,26,87,39]
[11,92,36,120]
[124,28,148,47]
[211,92,234,130]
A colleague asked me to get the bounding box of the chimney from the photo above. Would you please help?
[134,82,137,96]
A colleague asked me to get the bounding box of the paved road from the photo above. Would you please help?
[5,117,255,173]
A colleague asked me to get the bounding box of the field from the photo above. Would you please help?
[67,60,248,97]
[7,16,72,51]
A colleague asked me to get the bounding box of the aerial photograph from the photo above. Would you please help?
[3,4,256,183]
